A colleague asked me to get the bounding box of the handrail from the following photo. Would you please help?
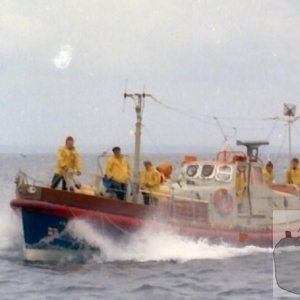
[216,150,247,163]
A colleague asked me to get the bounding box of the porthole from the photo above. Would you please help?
[186,165,199,177]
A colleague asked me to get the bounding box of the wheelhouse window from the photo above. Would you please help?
[186,165,199,177]
[216,164,233,182]
[201,164,215,178]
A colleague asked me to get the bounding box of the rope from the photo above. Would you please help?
[67,207,130,235]
[101,213,131,234]
[68,206,77,218]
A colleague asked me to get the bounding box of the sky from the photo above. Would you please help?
[1,0,300,154]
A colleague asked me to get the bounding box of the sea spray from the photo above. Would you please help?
[0,207,23,259]
[67,219,272,263]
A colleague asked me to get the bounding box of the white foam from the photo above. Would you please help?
[0,207,23,259]
[67,219,272,263]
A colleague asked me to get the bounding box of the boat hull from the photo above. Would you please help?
[21,208,94,262]
[11,193,277,262]
[14,199,142,262]
[24,248,89,262]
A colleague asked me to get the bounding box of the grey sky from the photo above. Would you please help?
[1,0,300,153]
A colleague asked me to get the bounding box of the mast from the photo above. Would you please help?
[288,116,292,163]
[283,103,298,164]
[124,92,153,202]
[266,104,299,166]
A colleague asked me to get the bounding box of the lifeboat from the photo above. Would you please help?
[11,140,300,261]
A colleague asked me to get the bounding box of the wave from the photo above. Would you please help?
[0,211,272,263]
[67,219,272,263]
[0,207,23,260]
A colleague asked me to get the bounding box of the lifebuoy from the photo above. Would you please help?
[213,188,234,215]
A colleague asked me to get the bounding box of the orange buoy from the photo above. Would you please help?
[157,162,173,179]
[182,155,198,164]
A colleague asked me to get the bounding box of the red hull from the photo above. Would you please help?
[11,195,276,247]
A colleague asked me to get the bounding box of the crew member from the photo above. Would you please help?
[105,147,131,200]
[235,166,246,206]
[140,161,161,205]
[51,136,82,190]
[286,158,300,187]
[263,161,274,185]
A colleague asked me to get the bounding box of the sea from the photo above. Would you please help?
[0,153,296,299]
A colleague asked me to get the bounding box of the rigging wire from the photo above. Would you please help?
[148,96,239,133]
[123,93,279,134]
[147,96,280,149]
[213,117,236,148]
[267,119,278,140]
[121,93,294,155]
[148,96,275,122]
[292,123,300,140]
[213,116,228,144]
[147,96,278,136]
[273,126,288,164]
[142,123,163,154]
[260,118,279,153]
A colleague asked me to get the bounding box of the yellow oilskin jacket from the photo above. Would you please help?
[106,155,131,184]
[286,167,300,187]
[235,172,246,204]
[263,168,274,185]
[140,166,161,195]
[55,146,82,175]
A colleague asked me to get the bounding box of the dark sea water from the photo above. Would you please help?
[0,153,294,299]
